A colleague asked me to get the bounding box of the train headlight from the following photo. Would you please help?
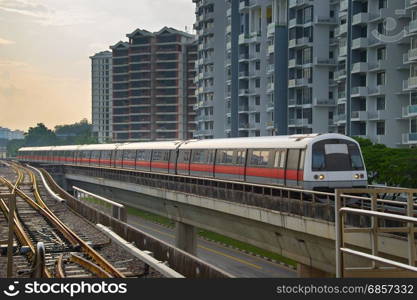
[319,174,325,180]
[354,174,360,179]
[360,174,364,179]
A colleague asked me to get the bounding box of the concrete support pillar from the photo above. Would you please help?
[297,264,332,278]
[175,221,197,256]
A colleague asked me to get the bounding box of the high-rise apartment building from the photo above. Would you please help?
[192,0,416,148]
[193,0,227,139]
[110,27,196,142]
[90,51,113,143]
[404,0,417,146]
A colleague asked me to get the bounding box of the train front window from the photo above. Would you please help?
[312,140,364,171]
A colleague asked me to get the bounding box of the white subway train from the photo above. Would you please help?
[17,133,368,191]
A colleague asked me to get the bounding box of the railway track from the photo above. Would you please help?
[0,162,126,278]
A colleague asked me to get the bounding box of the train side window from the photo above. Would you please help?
[185,151,190,162]
[125,150,136,161]
[236,150,246,165]
[116,150,123,162]
[163,151,169,161]
[193,150,210,163]
[287,149,300,170]
[170,150,177,163]
[152,150,169,161]
[208,150,215,163]
[217,150,233,164]
[179,150,191,163]
[279,151,287,169]
[299,150,306,170]
[274,151,281,168]
[250,150,270,167]
[137,150,147,161]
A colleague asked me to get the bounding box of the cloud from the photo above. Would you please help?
[0,37,15,45]
[0,0,95,26]
[0,0,49,17]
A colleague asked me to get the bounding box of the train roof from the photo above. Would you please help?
[179,134,356,150]
[18,134,358,152]
[118,140,184,150]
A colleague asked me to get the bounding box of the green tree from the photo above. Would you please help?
[6,139,25,157]
[354,137,417,188]
[24,123,58,147]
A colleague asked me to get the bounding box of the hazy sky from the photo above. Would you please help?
[0,0,195,131]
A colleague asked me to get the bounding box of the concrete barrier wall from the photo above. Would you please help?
[41,167,232,278]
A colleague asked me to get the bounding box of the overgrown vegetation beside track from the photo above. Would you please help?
[354,137,417,188]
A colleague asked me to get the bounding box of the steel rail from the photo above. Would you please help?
[13,164,125,278]
[55,254,66,278]
[69,253,113,278]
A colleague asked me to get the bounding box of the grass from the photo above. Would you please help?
[124,204,297,267]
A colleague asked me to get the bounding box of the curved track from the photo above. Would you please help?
[0,162,125,278]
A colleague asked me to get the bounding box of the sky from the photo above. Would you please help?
[0,0,195,131]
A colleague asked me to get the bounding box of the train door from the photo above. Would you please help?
[169,150,178,174]
[285,149,302,187]
[273,150,286,186]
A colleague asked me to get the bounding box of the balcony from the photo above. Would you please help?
[406,0,417,9]
[351,111,368,121]
[268,44,274,54]
[339,46,348,57]
[338,90,346,100]
[402,133,417,144]
[239,71,249,78]
[288,118,310,127]
[335,69,347,80]
[313,57,336,66]
[239,89,250,96]
[239,53,250,61]
[352,37,368,49]
[267,83,274,93]
[266,121,275,129]
[289,0,313,8]
[351,86,368,97]
[334,114,347,123]
[313,98,336,106]
[335,23,347,36]
[352,13,369,25]
[267,64,275,74]
[368,60,387,71]
[340,0,348,11]
[404,76,417,90]
[267,23,275,37]
[351,62,368,73]
[369,8,390,22]
[369,85,386,96]
[314,16,337,25]
[409,48,417,62]
[402,104,417,118]
[239,0,254,11]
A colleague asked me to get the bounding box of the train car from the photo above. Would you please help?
[17,133,368,190]
[117,141,184,173]
[179,134,367,190]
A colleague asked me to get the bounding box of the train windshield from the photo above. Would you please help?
[312,139,364,171]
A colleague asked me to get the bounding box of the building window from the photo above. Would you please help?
[377,121,385,136]
[379,0,387,9]
[377,96,385,110]
[377,47,386,61]
[377,72,386,86]
[255,44,260,52]
[255,78,260,88]
[256,61,260,70]
[255,113,260,123]
[411,119,417,133]
[255,96,260,106]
